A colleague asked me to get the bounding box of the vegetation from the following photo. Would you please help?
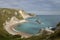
[46,22,60,40]
[0,8,60,40]
[0,8,23,40]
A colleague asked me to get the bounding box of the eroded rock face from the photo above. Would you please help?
[0,8,31,38]
[0,8,34,38]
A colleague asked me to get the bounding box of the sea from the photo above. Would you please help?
[15,15,60,35]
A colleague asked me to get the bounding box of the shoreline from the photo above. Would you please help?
[4,19,32,38]
[3,15,54,38]
[3,10,36,38]
[12,22,32,38]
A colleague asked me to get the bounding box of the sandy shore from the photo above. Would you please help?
[4,19,32,38]
[3,10,33,38]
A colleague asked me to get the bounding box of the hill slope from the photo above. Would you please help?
[0,8,26,40]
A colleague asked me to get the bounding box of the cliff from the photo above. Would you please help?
[0,8,29,40]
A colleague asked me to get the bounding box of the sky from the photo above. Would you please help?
[0,0,60,15]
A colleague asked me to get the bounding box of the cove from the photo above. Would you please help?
[15,16,52,35]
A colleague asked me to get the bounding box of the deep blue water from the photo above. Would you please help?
[15,15,60,35]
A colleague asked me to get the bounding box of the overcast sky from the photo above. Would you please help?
[0,0,60,15]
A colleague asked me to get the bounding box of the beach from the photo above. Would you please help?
[4,18,32,38]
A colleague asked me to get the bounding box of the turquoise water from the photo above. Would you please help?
[15,15,60,35]
[15,22,41,34]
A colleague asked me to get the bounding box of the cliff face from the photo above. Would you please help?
[0,8,28,39]
[0,8,36,40]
